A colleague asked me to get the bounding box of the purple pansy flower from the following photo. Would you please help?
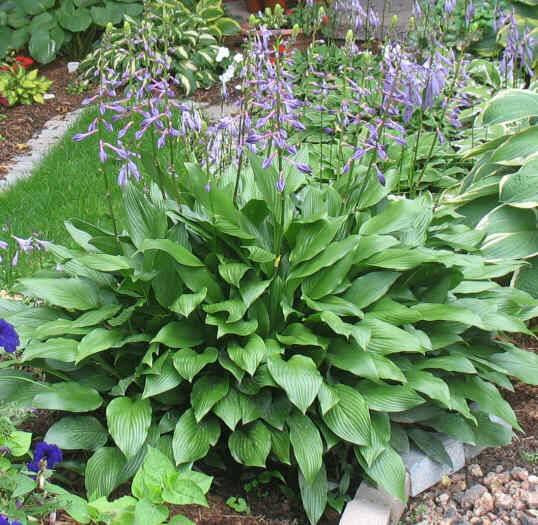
[27,442,63,474]
[0,319,19,353]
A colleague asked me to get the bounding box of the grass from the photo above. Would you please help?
[0,105,185,283]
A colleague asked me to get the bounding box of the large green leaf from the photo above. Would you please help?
[213,388,243,431]
[44,416,108,451]
[142,357,182,399]
[85,447,127,500]
[361,319,424,354]
[355,446,407,502]
[151,321,204,348]
[228,421,271,468]
[18,278,101,311]
[227,335,266,376]
[106,397,152,458]
[172,409,220,465]
[405,370,451,407]
[276,323,328,349]
[298,464,328,525]
[344,271,400,309]
[22,337,78,363]
[322,384,371,446]
[32,382,102,412]
[288,411,323,484]
[358,382,425,412]
[138,239,204,267]
[490,126,538,166]
[407,428,453,467]
[482,89,538,125]
[172,347,218,382]
[28,29,57,64]
[21,0,55,15]
[134,499,169,525]
[267,355,322,414]
[77,327,125,362]
[500,159,538,208]
[191,374,229,422]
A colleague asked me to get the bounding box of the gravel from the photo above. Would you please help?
[399,461,538,525]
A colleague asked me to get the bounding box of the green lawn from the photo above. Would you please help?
[0,105,182,283]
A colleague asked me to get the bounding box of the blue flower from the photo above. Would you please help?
[27,442,63,473]
[1,515,10,525]
[0,319,19,354]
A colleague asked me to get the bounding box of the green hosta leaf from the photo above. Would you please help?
[389,423,410,454]
[317,383,340,415]
[411,303,482,325]
[288,411,323,484]
[134,499,168,525]
[228,421,271,468]
[270,427,291,464]
[213,388,243,431]
[425,414,476,444]
[77,254,133,271]
[407,428,453,467]
[206,314,258,338]
[32,382,102,412]
[77,327,125,362]
[364,247,438,270]
[29,29,57,64]
[4,430,31,457]
[22,337,78,363]
[405,370,451,407]
[162,476,207,506]
[73,305,122,327]
[489,345,538,385]
[298,464,328,525]
[355,446,407,502]
[85,447,127,500]
[328,341,406,383]
[277,323,328,349]
[19,278,100,310]
[322,384,371,446]
[344,271,400,310]
[473,412,513,446]
[172,347,218,382]
[455,376,520,430]
[20,0,55,15]
[361,319,424,354]
[218,262,251,287]
[243,246,275,263]
[358,382,425,412]
[500,159,538,208]
[172,409,220,465]
[191,374,229,421]
[87,497,136,523]
[204,298,246,323]
[490,126,538,166]
[138,239,204,267]
[412,355,477,374]
[169,288,208,318]
[267,354,322,414]
[44,416,108,451]
[152,321,204,348]
[303,295,363,318]
[168,518,196,525]
[143,357,182,399]
[227,335,266,376]
[288,235,360,280]
[482,89,538,125]
[239,275,272,307]
[289,216,346,265]
[214,16,241,34]
[107,398,152,458]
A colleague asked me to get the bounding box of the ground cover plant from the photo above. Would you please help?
[1,0,538,524]
[0,0,144,64]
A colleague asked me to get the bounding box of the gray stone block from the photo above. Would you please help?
[402,434,465,497]
[340,499,391,525]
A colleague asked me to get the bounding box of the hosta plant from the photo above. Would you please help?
[444,87,538,298]
[0,65,53,105]
[2,149,538,523]
[0,0,144,64]
[79,0,240,94]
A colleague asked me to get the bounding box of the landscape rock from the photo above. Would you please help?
[462,485,488,509]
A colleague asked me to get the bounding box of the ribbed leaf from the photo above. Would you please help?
[191,374,229,422]
[228,421,271,467]
[32,382,102,412]
[267,355,322,413]
[344,271,400,309]
[298,464,327,525]
[22,338,78,363]
[408,428,453,467]
[45,416,108,451]
[152,321,204,348]
[138,239,204,267]
[106,398,152,459]
[85,447,126,500]
[288,411,323,484]
[172,347,218,382]
[227,335,266,376]
[322,384,371,446]
[77,327,125,362]
[482,89,538,125]
[358,382,425,412]
[172,409,220,465]
[142,357,182,399]
[213,388,243,431]
[405,370,451,407]
[277,323,328,349]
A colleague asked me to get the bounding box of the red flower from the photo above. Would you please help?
[322,15,329,22]
[0,66,9,72]
[278,44,286,53]
[15,56,34,68]
[0,96,8,106]
[285,8,293,14]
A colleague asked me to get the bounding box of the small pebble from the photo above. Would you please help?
[463,485,488,509]
[475,492,494,516]
[438,493,450,505]
[496,466,505,473]
[496,493,514,510]
[529,476,538,486]
[513,468,530,482]
[470,464,484,478]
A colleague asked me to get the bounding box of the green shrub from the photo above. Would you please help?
[0,0,144,64]
[0,66,52,105]
[2,149,538,522]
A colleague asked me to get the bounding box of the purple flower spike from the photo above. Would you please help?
[0,319,20,353]
[0,240,8,250]
[276,173,286,193]
[375,165,386,186]
[27,442,63,473]
[205,182,211,192]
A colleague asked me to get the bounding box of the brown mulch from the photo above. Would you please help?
[0,57,95,177]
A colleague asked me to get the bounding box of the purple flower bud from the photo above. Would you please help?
[375,165,386,186]
[276,173,286,193]
[205,182,211,192]
[99,140,108,163]
[0,241,7,250]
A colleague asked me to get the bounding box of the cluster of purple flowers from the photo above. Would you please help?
[0,319,19,354]
[27,441,63,475]
[499,11,535,81]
